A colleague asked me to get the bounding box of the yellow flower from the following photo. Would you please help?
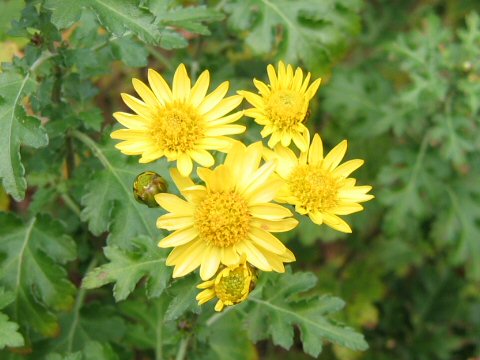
[239,61,321,152]
[196,260,257,312]
[155,141,298,280]
[111,64,245,176]
[265,133,374,233]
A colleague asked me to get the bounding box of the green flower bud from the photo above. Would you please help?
[133,171,168,208]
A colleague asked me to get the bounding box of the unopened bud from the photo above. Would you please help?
[133,171,168,208]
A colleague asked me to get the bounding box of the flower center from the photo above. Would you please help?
[215,267,250,304]
[288,165,340,212]
[151,101,204,153]
[264,89,308,130]
[194,191,251,248]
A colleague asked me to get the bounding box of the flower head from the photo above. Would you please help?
[265,133,374,233]
[111,64,245,176]
[155,141,298,280]
[239,61,321,152]
[196,260,257,311]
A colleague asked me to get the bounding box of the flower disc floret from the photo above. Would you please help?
[194,190,251,248]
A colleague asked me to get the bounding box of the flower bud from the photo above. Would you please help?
[133,171,168,208]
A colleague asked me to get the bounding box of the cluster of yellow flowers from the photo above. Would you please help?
[112,62,374,312]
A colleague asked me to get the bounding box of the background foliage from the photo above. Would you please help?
[0,0,479,359]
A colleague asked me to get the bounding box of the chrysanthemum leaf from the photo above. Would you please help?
[0,288,24,349]
[0,70,48,201]
[75,134,164,248]
[0,213,77,340]
[225,0,362,70]
[82,236,171,301]
[244,270,368,357]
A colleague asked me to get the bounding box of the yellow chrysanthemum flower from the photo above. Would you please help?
[239,61,321,152]
[155,141,298,280]
[196,260,257,312]
[111,63,245,176]
[265,133,374,233]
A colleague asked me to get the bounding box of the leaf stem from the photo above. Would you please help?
[175,336,190,360]
[66,257,98,352]
[60,193,82,218]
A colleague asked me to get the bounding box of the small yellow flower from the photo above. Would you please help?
[196,260,257,312]
[265,132,374,233]
[111,64,245,176]
[155,141,298,280]
[239,61,321,152]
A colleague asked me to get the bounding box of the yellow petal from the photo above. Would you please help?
[331,203,364,215]
[172,244,204,277]
[308,211,323,225]
[207,111,243,127]
[308,133,323,164]
[154,193,193,215]
[190,149,215,167]
[121,93,155,119]
[251,218,298,232]
[148,68,172,103]
[333,159,364,178]
[247,178,284,204]
[292,131,308,152]
[158,226,198,248]
[214,300,224,312]
[197,279,215,289]
[172,63,191,101]
[248,227,286,255]
[196,289,216,304]
[237,241,271,271]
[132,78,161,107]
[238,91,264,109]
[189,70,210,106]
[300,72,311,93]
[198,81,229,114]
[205,124,246,136]
[156,213,194,231]
[169,168,195,192]
[113,112,149,129]
[177,153,193,176]
[323,140,348,170]
[139,149,164,163]
[204,95,243,121]
[200,247,221,280]
[242,161,277,198]
[305,78,321,100]
[249,203,292,220]
[267,64,278,88]
[253,78,271,96]
[221,247,240,266]
[110,129,148,140]
[322,213,352,233]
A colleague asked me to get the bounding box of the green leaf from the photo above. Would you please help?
[0,213,76,338]
[46,341,119,360]
[73,132,164,247]
[225,0,361,69]
[43,0,83,29]
[244,270,368,357]
[110,37,148,67]
[0,288,24,349]
[82,236,171,301]
[150,1,224,36]
[164,275,199,321]
[0,70,48,201]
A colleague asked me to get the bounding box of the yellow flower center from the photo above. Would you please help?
[215,267,250,304]
[264,89,308,130]
[194,191,251,248]
[288,165,340,212]
[151,101,204,153]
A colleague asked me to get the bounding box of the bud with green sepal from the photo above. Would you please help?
[133,171,168,208]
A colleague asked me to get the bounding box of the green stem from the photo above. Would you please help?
[206,305,235,326]
[66,257,98,352]
[146,45,173,70]
[175,336,190,360]
[60,192,82,218]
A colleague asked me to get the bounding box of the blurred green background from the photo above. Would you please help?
[1,0,479,359]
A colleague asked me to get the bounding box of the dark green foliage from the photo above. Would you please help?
[0,0,479,359]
